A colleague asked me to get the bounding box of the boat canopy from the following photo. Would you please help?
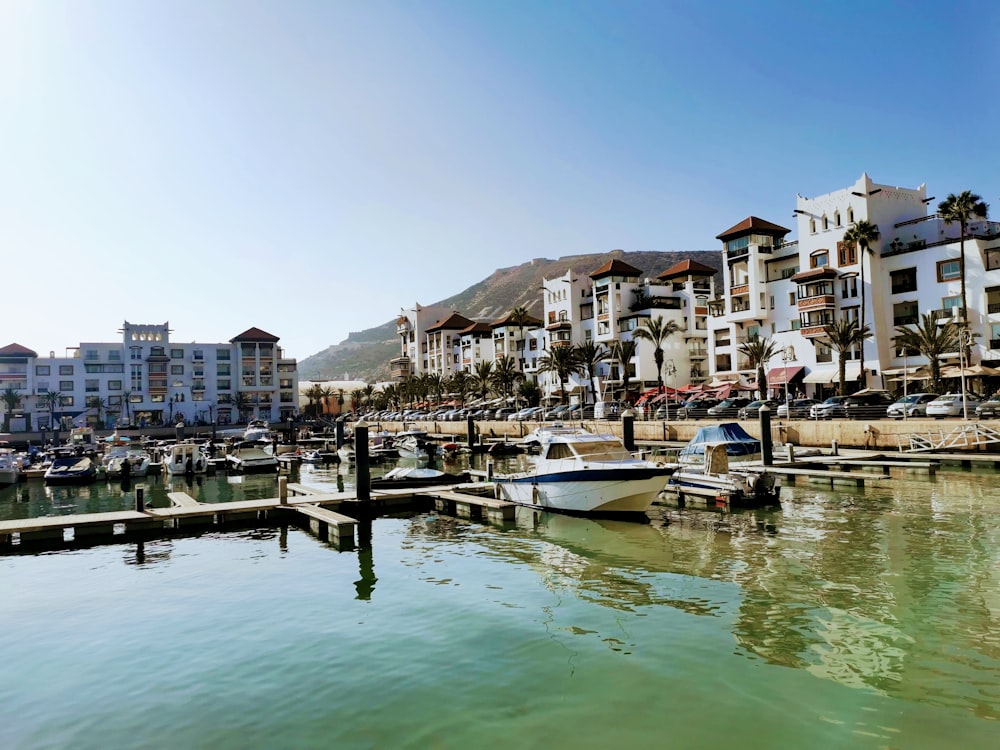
[679,423,761,459]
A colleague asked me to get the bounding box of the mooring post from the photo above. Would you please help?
[279,476,288,504]
[486,459,494,481]
[135,486,144,513]
[467,414,476,449]
[355,420,371,503]
[760,406,773,466]
[335,418,345,450]
[622,409,636,452]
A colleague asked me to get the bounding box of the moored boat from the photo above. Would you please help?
[665,423,780,507]
[164,443,209,475]
[226,443,279,473]
[0,448,20,486]
[371,466,470,490]
[44,456,98,485]
[493,425,673,515]
[106,449,152,478]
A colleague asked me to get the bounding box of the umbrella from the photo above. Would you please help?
[940,364,1000,378]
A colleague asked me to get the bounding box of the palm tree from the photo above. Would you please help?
[336,389,345,415]
[510,305,531,366]
[819,318,872,396]
[1,387,22,432]
[938,191,990,328]
[349,388,365,414]
[231,391,252,422]
[86,395,108,429]
[422,373,443,407]
[472,361,494,403]
[490,356,522,402]
[632,316,682,397]
[363,384,376,413]
[517,377,542,408]
[606,339,637,404]
[843,219,880,386]
[319,386,337,416]
[448,370,471,405]
[537,345,581,405]
[737,336,779,400]
[894,314,961,394]
[42,391,63,432]
[305,384,324,418]
[121,390,133,424]
[575,340,607,406]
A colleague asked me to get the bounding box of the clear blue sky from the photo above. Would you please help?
[2,1,998,362]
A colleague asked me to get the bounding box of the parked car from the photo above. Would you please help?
[706,398,752,418]
[652,400,687,419]
[493,407,517,421]
[926,393,983,418]
[810,395,851,420]
[975,394,1000,419]
[677,398,720,420]
[738,399,779,419]
[776,398,820,419]
[886,393,938,419]
[543,404,571,420]
[843,391,895,420]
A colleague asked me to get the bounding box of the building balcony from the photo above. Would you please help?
[797,295,836,311]
[800,325,831,338]
[731,284,749,296]
[688,346,708,359]
[390,356,412,379]
[546,320,573,331]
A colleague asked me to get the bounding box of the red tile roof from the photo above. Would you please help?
[0,343,38,358]
[589,258,643,278]
[230,327,280,343]
[425,312,474,332]
[657,259,718,280]
[716,216,791,241]
[490,311,543,328]
[459,322,493,336]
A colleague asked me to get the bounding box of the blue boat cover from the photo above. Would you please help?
[678,422,761,458]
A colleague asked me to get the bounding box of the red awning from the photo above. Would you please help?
[768,365,805,385]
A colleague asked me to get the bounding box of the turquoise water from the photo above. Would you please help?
[1,460,999,748]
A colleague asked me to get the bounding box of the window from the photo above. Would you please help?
[108,380,122,390]
[597,321,610,336]
[108,396,122,406]
[59,365,74,375]
[810,250,829,268]
[217,379,231,391]
[847,207,854,224]
[834,211,841,227]
[130,347,142,361]
[837,240,856,265]
[217,348,231,360]
[60,380,74,391]
[171,348,184,358]
[890,268,917,294]
[131,364,142,391]
[217,364,231,376]
[84,349,98,361]
[171,365,184,375]
[810,218,817,234]
[151,395,165,403]
[841,275,858,298]
[129,393,142,403]
[85,379,99,392]
[942,295,962,310]
[35,365,50,375]
[937,259,961,282]
[822,215,829,231]
[893,301,919,326]
[108,351,121,362]
[788,292,796,305]
[59,396,74,407]
[770,295,775,310]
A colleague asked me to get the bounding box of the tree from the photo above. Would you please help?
[86,395,107,429]
[510,305,531,367]
[448,370,471,405]
[819,318,872,396]
[305,384,324,417]
[490,356,522,402]
[938,191,990,328]
[43,391,63,431]
[121,391,133,424]
[422,373,443,406]
[737,336,779,400]
[536,345,581,404]
[517,377,542,407]
[231,391,252,422]
[473,361,494,402]
[632,316,682,397]
[336,389,345,414]
[894,314,961,394]
[575,340,607,406]
[606,339,637,404]
[319,386,337,416]
[843,219,880,387]
[1,387,21,432]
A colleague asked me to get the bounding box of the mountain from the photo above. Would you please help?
[298,249,723,382]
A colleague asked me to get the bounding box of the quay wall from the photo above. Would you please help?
[373,418,1000,452]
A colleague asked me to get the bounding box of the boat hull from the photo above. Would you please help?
[496,468,671,514]
[666,470,780,507]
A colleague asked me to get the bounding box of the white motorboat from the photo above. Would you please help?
[395,429,436,460]
[493,425,674,514]
[337,442,356,463]
[665,423,780,507]
[0,448,20,486]
[106,449,152,478]
[44,456,98,485]
[164,443,209,475]
[226,443,278,473]
[243,420,273,444]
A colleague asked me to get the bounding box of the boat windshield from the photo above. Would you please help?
[570,441,633,461]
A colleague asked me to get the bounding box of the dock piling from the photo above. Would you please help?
[355,421,370,503]
[622,410,635,452]
[760,406,773,466]
[135,487,144,513]
[279,476,288,504]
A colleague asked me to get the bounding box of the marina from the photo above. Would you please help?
[1,452,999,749]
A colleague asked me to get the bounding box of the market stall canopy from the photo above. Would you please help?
[767,366,804,385]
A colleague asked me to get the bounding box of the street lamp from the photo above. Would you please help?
[959,329,974,420]
[664,359,676,421]
[781,346,796,415]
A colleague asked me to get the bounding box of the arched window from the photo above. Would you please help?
[834,211,841,226]
[822,215,829,231]
[847,207,854,224]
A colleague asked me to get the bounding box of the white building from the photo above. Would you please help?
[0,322,299,431]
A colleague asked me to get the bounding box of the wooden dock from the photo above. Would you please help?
[0,478,518,552]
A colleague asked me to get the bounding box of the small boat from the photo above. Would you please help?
[395,429,437,460]
[226,442,279,473]
[0,448,20,486]
[106,450,152,478]
[494,425,674,515]
[300,449,324,464]
[371,466,470,490]
[243,420,273,444]
[164,443,209,475]
[337,442,356,464]
[665,423,780,507]
[44,456,99,485]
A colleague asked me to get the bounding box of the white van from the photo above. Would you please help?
[593,401,623,420]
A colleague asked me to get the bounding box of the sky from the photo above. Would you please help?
[2,0,999,361]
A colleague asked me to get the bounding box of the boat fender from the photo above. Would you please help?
[532,485,540,505]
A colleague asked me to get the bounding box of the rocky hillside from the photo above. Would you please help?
[298,249,722,382]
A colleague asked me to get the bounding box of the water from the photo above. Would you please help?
[1,458,999,749]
